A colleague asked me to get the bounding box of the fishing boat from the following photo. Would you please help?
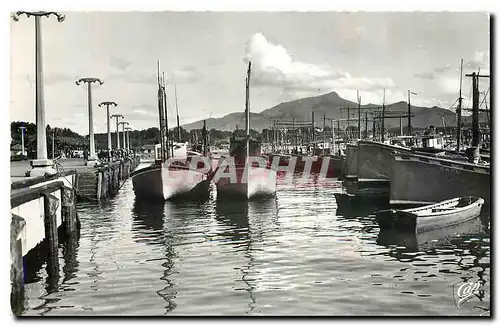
[374,196,484,233]
[214,62,277,200]
[376,214,485,254]
[131,62,211,201]
[389,152,490,206]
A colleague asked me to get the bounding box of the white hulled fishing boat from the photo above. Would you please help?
[131,61,211,201]
[214,62,277,200]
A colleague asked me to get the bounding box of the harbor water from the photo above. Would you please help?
[20,168,490,316]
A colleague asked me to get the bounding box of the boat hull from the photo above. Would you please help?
[375,196,485,233]
[270,154,343,178]
[390,153,490,206]
[131,165,164,201]
[215,166,277,200]
[357,140,411,181]
[131,163,210,201]
[343,144,358,179]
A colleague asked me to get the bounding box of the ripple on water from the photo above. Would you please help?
[20,177,490,316]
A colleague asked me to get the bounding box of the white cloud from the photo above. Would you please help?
[465,51,489,70]
[167,66,201,84]
[243,33,395,93]
[133,109,157,117]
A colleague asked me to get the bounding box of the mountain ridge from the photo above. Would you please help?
[181,91,458,132]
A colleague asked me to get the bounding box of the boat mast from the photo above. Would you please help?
[331,118,335,155]
[157,61,166,162]
[245,61,251,162]
[162,72,171,158]
[456,58,463,151]
[202,119,207,156]
[381,89,386,143]
[311,111,315,154]
[323,113,326,156]
[174,84,181,143]
[357,90,361,139]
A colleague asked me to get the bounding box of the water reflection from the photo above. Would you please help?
[334,193,389,217]
[214,197,278,315]
[376,215,490,312]
[376,215,488,253]
[131,199,177,314]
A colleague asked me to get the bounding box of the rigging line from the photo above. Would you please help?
[479,87,490,110]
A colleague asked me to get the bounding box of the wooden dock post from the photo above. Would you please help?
[97,171,102,200]
[10,214,26,316]
[102,170,109,198]
[43,193,60,291]
[108,168,113,196]
[61,186,77,235]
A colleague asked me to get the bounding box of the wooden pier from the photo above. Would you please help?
[9,156,140,315]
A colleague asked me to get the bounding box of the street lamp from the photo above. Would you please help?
[12,11,65,176]
[125,127,132,151]
[408,90,417,137]
[98,101,117,161]
[76,77,103,167]
[111,114,124,149]
[51,129,55,160]
[119,121,129,151]
[19,126,26,157]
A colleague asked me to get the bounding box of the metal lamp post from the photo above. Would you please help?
[119,121,129,152]
[125,127,132,152]
[111,114,124,150]
[98,101,117,161]
[19,126,26,157]
[12,11,65,176]
[52,129,55,160]
[76,77,103,166]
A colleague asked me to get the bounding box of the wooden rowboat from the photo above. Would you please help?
[375,196,484,233]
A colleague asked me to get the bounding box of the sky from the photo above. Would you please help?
[10,11,490,135]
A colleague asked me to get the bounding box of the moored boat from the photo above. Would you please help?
[357,140,411,182]
[131,61,211,202]
[342,143,358,181]
[375,196,484,233]
[389,152,490,206]
[215,137,276,199]
[215,62,277,200]
[131,161,210,201]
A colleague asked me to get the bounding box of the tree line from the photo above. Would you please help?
[10,122,258,159]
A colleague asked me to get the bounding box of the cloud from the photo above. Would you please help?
[417,51,489,81]
[243,33,394,93]
[414,72,436,80]
[435,64,452,74]
[14,72,76,85]
[133,108,157,117]
[414,64,452,80]
[110,56,132,71]
[106,65,200,85]
[167,66,201,84]
[465,51,489,70]
[107,72,157,84]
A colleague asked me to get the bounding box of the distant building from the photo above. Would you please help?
[10,143,22,157]
[140,144,156,154]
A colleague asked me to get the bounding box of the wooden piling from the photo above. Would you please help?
[10,213,25,316]
[61,186,77,235]
[97,172,102,200]
[108,169,113,196]
[43,193,60,288]
[102,171,108,199]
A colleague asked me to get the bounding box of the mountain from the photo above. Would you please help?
[181,112,272,131]
[182,91,458,132]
